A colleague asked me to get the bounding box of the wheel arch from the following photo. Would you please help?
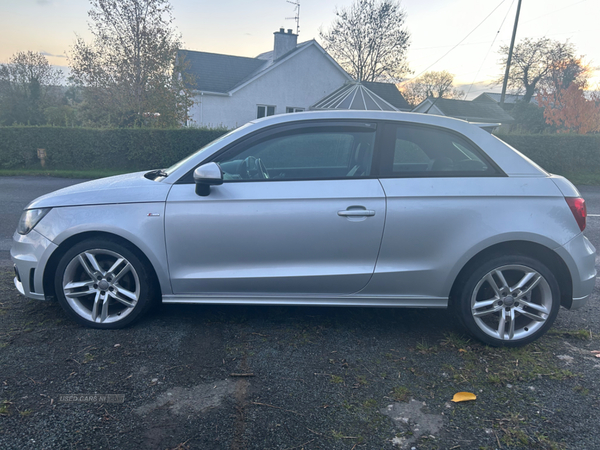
[449,240,573,309]
[43,231,164,301]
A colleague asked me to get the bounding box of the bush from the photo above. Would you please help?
[506,102,551,134]
[1,127,599,183]
[495,133,600,177]
[0,126,228,171]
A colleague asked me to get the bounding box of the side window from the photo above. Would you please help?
[257,105,276,119]
[388,125,497,176]
[286,107,304,113]
[216,127,376,181]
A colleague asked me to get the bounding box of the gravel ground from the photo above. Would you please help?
[1,272,600,450]
[1,178,600,450]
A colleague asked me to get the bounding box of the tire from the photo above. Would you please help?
[54,238,158,329]
[454,255,561,347]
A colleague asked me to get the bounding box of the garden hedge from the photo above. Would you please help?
[495,133,600,178]
[0,127,598,178]
[0,126,228,171]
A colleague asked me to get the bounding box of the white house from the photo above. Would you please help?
[179,29,353,128]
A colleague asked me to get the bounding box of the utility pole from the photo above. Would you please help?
[500,0,522,106]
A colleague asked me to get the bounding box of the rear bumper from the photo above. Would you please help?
[10,229,57,301]
[555,233,596,310]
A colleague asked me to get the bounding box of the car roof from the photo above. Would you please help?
[249,110,470,129]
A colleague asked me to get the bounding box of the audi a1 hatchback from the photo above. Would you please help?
[11,111,596,346]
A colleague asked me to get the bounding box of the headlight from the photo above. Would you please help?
[17,208,51,235]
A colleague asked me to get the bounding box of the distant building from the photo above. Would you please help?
[178,29,352,128]
[412,97,515,130]
[473,92,540,110]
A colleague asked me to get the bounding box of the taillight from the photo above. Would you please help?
[566,197,586,232]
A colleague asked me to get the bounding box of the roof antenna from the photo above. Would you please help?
[286,0,300,35]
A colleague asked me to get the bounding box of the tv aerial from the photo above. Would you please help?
[286,1,300,35]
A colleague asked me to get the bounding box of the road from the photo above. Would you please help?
[1,176,600,449]
[0,176,88,265]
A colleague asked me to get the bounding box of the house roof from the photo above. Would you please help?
[177,50,267,94]
[473,92,533,104]
[178,40,350,95]
[361,81,411,110]
[414,97,514,123]
[311,81,409,111]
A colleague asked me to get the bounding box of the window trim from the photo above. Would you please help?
[176,120,381,184]
[377,121,507,179]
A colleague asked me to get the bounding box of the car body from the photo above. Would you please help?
[11,111,596,346]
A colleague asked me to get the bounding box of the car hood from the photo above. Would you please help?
[26,172,172,209]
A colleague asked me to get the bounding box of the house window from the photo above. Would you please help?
[257,105,276,119]
[286,107,304,113]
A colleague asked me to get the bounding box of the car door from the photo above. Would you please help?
[165,121,386,295]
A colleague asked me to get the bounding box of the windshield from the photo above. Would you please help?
[163,124,251,176]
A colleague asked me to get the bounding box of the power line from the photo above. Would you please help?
[400,0,507,84]
[464,0,516,99]
[522,0,589,24]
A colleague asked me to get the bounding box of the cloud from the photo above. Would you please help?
[37,0,52,5]
[41,51,66,58]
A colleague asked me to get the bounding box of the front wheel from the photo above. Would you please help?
[455,255,561,347]
[54,238,157,329]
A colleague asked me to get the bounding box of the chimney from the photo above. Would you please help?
[273,28,298,60]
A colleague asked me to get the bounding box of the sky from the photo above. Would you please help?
[1,0,598,99]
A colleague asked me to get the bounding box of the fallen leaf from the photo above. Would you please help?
[458,349,467,353]
[451,392,477,403]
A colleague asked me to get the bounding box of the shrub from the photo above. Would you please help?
[0,126,228,171]
[495,133,600,177]
[1,127,599,182]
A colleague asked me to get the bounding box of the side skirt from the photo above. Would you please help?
[161,295,448,308]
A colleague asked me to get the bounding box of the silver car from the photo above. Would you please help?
[11,111,596,346]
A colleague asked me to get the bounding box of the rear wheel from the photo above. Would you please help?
[54,239,157,328]
[455,255,561,347]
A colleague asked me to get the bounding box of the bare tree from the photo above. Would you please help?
[69,0,193,127]
[400,71,464,107]
[497,38,579,103]
[319,0,410,82]
[0,51,62,125]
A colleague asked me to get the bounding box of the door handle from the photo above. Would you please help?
[338,209,375,217]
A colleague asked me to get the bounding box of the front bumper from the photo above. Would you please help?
[11,229,58,301]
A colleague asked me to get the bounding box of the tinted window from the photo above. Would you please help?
[216,127,376,181]
[387,125,497,176]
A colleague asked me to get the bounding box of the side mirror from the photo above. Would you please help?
[193,162,223,196]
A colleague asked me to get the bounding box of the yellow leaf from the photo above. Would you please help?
[458,348,467,353]
[451,392,477,403]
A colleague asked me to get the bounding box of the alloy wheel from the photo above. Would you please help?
[61,249,140,324]
[470,264,553,341]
